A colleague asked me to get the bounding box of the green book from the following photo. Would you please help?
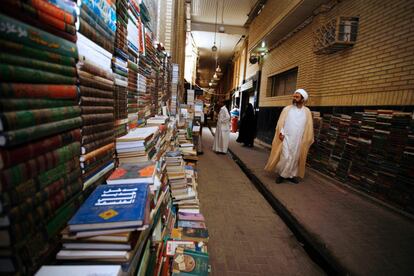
[0,142,80,188]
[0,53,76,77]
[0,116,82,147]
[37,157,79,189]
[0,106,81,131]
[172,249,209,276]
[0,64,76,84]
[0,98,77,112]
[0,39,75,67]
[0,13,77,58]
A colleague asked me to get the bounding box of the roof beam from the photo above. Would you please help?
[191,22,247,35]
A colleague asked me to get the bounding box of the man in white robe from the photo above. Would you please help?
[264,89,314,184]
[212,102,230,153]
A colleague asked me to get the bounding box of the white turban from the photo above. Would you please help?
[294,89,308,101]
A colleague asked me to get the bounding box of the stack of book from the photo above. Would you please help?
[147,115,169,126]
[77,0,116,54]
[171,64,179,115]
[113,0,129,137]
[56,183,152,275]
[0,5,84,274]
[76,16,116,189]
[137,73,151,121]
[308,109,414,211]
[115,126,159,164]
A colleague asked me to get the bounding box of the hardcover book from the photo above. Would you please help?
[107,161,156,184]
[172,249,209,276]
[68,183,149,232]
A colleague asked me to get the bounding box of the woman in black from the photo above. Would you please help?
[236,103,256,147]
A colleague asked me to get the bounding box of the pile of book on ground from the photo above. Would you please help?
[0,2,85,274]
[308,109,414,212]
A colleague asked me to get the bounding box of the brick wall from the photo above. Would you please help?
[248,0,414,107]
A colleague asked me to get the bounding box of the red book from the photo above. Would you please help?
[0,129,81,170]
[107,161,156,184]
[1,84,78,99]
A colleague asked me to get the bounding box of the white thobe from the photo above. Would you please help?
[276,105,307,178]
[212,106,230,153]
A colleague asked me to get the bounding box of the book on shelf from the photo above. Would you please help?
[107,161,156,184]
[68,183,150,232]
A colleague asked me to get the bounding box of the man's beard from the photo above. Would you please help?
[292,99,302,105]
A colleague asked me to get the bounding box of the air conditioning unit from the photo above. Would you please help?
[313,16,359,54]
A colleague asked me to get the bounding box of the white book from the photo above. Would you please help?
[56,250,129,261]
[62,242,131,250]
[35,265,122,276]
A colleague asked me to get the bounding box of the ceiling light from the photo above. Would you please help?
[261,41,265,48]
[209,82,213,86]
[219,26,225,33]
[212,45,217,52]
[216,65,221,72]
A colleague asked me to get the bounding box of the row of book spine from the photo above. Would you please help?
[76,0,116,191]
[308,110,414,212]
[0,1,84,273]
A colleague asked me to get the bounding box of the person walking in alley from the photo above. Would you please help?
[264,89,314,183]
[236,103,256,147]
[212,101,230,153]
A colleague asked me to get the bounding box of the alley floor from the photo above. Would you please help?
[197,129,324,276]
[202,126,414,275]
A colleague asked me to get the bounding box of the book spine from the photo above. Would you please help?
[78,72,115,91]
[80,8,115,40]
[81,150,114,171]
[0,98,77,112]
[79,85,113,99]
[0,39,76,67]
[29,0,75,24]
[0,106,81,131]
[0,53,76,77]
[80,143,114,162]
[0,117,82,147]
[78,60,114,81]
[82,157,114,180]
[81,113,114,125]
[1,168,81,211]
[0,142,81,189]
[47,0,78,17]
[0,84,78,99]
[80,96,115,107]
[82,136,115,155]
[7,177,82,223]
[80,0,117,33]
[0,13,77,57]
[0,65,76,84]
[6,179,82,243]
[0,129,81,170]
[78,18,114,54]
[3,0,76,35]
[81,106,114,115]
[37,157,79,189]
[81,122,114,136]
[81,4,115,37]
[82,129,114,145]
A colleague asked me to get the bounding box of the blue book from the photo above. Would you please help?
[68,183,149,232]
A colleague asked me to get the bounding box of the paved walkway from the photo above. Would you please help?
[220,129,414,276]
[197,129,324,276]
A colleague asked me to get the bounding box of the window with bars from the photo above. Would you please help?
[268,67,298,97]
